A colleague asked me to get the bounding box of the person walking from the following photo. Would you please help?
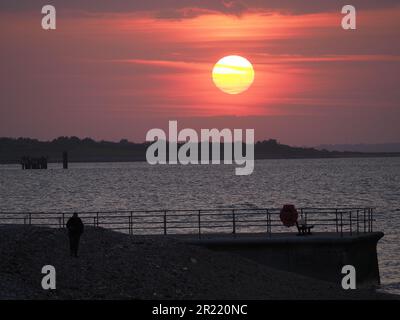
[66,213,84,257]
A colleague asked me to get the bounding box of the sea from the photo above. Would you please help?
[0,157,399,295]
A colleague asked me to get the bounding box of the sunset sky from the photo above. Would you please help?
[1,0,399,146]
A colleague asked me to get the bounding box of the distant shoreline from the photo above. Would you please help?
[1,137,400,165]
[2,153,400,165]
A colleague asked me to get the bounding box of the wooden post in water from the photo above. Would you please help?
[63,151,68,169]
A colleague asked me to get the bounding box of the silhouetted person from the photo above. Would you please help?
[66,213,84,257]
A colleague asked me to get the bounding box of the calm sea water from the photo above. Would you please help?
[1,158,399,295]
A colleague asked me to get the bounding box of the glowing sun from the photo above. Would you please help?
[212,55,255,95]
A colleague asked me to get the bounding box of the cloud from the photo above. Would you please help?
[110,59,208,73]
[1,0,399,18]
[155,7,219,20]
[255,54,400,64]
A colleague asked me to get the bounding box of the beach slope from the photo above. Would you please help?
[0,225,396,300]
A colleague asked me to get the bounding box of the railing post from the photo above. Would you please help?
[368,208,371,232]
[129,211,133,236]
[349,211,352,236]
[163,210,167,235]
[266,209,270,237]
[363,209,366,233]
[356,210,359,234]
[370,208,373,232]
[301,209,306,225]
[335,209,338,233]
[62,213,65,228]
[198,210,201,239]
[232,210,236,235]
[96,212,99,228]
[340,211,343,237]
[29,213,32,226]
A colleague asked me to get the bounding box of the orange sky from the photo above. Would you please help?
[0,1,400,145]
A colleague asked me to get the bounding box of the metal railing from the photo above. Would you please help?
[0,207,375,237]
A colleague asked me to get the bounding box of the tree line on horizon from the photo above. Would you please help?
[0,136,396,164]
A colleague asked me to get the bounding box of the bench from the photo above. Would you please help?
[296,221,314,236]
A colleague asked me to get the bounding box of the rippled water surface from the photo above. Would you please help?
[1,158,399,294]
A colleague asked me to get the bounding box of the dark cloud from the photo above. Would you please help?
[1,0,399,17]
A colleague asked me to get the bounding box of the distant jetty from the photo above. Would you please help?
[21,156,48,170]
[20,152,68,170]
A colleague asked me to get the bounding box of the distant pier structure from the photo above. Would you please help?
[21,152,69,170]
[21,156,48,170]
[63,151,68,169]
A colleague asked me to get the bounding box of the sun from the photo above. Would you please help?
[212,55,255,95]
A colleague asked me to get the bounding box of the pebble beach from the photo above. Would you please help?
[0,225,397,300]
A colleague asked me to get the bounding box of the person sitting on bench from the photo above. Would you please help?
[296,217,314,235]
